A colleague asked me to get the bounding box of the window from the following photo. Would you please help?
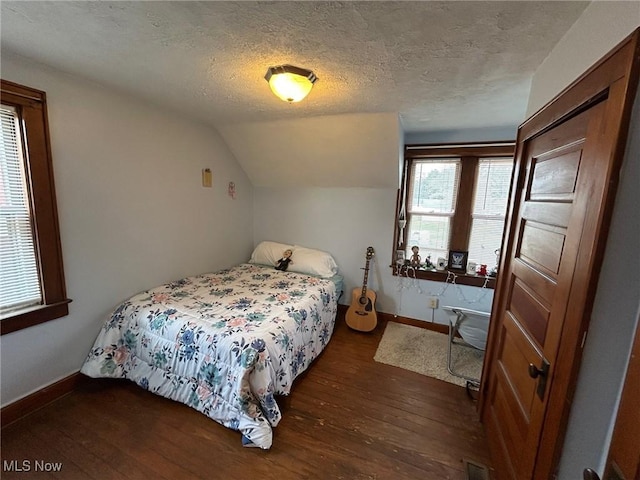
[1,105,42,311]
[407,159,460,261]
[0,80,70,334]
[395,142,515,287]
[469,158,513,266]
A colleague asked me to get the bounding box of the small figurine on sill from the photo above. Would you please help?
[410,245,421,267]
[275,249,293,271]
[424,254,435,270]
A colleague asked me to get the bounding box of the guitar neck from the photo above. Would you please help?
[360,259,371,296]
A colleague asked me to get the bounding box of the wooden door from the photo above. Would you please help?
[480,30,640,480]
[484,101,606,480]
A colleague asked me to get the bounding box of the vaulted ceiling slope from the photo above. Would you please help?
[1,1,589,187]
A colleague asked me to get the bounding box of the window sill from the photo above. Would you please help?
[390,265,496,289]
[1,299,72,335]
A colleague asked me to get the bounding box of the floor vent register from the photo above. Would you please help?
[463,459,491,480]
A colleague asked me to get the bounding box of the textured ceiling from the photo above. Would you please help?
[1,1,590,187]
[2,1,588,133]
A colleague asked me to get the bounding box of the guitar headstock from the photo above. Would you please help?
[366,246,375,260]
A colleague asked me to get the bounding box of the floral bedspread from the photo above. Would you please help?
[80,263,338,449]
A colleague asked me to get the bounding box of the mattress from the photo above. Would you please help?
[80,263,339,448]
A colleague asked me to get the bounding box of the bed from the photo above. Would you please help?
[80,242,342,449]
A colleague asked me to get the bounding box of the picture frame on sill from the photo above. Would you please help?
[448,250,468,271]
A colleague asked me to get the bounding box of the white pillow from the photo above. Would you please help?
[248,241,339,278]
[289,245,338,278]
[249,241,294,267]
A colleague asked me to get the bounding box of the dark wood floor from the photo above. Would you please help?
[1,313,493,479]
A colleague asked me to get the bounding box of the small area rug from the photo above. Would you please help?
[373,321,484,387]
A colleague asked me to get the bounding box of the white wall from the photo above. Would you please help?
[0,54,254,406]
[219,113,401,188]
[524,4,640,478]
[253,187,494,326]
[527,1,640,116]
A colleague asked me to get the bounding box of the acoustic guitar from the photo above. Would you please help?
[345,246,378,332]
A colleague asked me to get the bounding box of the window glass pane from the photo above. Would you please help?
[407,214,450,261]
[408,160,460,214]
[473,158,513,216]
[406,159,460,260]
[469,218,504,267]
[0,105,42,312]
[468,158,513,268]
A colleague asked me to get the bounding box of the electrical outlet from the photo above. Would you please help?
[428,297,439,309]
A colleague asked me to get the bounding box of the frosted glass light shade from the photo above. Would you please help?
[265,65,318,103]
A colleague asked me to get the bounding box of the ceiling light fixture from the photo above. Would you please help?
[264,65,318,103]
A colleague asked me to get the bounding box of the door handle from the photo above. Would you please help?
[528,359,550,400]
[528,363,545,378]
[583,468,601,480]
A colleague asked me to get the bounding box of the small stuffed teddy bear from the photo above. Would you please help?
[275,249,293,271]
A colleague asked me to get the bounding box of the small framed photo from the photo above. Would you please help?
[448,250,468,271]
[395,249,406,265]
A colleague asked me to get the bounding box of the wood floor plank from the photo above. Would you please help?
[277,402,463,479]
[290,386,489,467]
[1,314,494,479]
[302,367,480,432]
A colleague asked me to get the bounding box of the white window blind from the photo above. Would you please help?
[407,159,461,260]
[468,157,513,267]
[0,104,42,313]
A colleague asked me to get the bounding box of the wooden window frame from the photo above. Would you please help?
[1,79,70,335]
[393,141,515,288]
